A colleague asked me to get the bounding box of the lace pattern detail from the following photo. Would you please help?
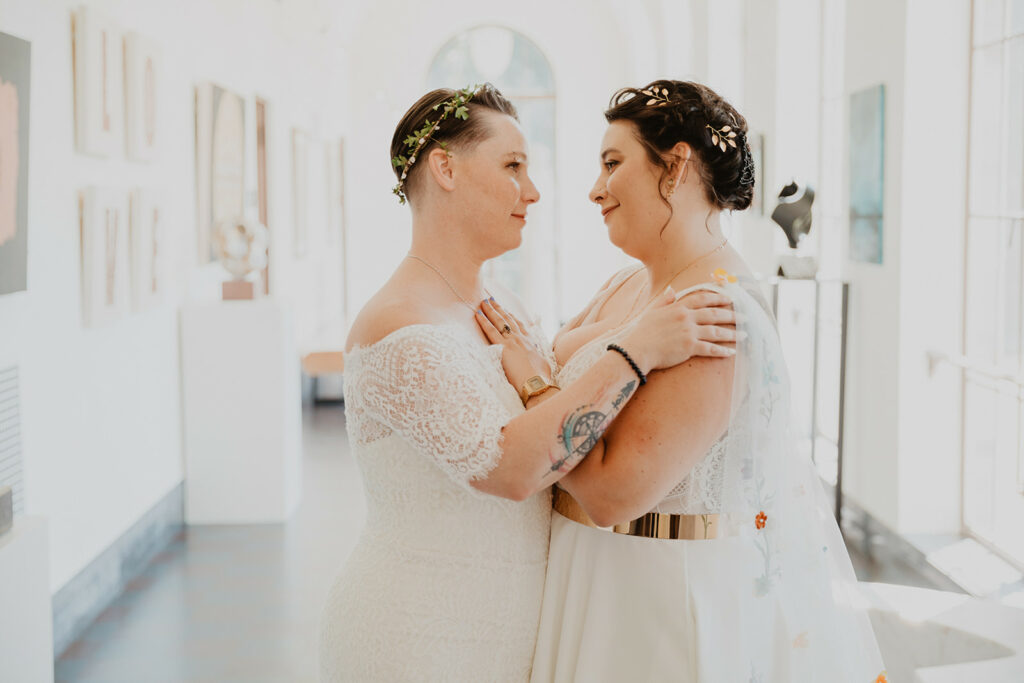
[321,323,552,680]
[344,324,519,490]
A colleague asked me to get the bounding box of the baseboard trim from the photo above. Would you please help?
[51,482,183,658]
[823,481,968,594]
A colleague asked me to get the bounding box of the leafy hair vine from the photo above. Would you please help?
[391,84,483,204]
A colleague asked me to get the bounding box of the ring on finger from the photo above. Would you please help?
[501,323,512,336]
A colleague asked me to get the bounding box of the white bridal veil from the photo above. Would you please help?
[714,274,887,681]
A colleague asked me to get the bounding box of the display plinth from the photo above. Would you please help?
[180,301,302,523]
[0,516,55,682]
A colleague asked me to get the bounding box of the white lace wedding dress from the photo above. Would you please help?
[531,277,885,683]
[318,323,552,682]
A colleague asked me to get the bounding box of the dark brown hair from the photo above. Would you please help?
[605,80,755,214]
[389,84,518,203]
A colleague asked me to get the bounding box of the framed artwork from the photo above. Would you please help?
[291,128,309,257]
[848,84,885,264]
[326,138,349,322]
[123,32,159,162]
[129,189,162,311]
[195,83,245,264]
[0,31,30,297]
[749,132,766,216]
[255,97,269,293]
[80,188,129,326]
[73,6,121,157]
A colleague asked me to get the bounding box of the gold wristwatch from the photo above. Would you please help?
[519,375,558,406]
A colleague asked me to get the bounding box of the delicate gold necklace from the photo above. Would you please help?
[406,254,491,313]
[622,237,729,324]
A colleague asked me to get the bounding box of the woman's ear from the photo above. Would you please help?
[426,146,456,193]
[666,142,693,186]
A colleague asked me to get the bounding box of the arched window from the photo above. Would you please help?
[427,26,559,331]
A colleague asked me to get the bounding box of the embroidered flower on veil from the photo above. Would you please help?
[712,267,738,285]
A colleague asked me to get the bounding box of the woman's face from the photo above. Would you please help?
[456,112,540,255]
[589,120,669,257]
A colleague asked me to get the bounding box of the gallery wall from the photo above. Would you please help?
[0,0,348,591]
[824,0,968,536]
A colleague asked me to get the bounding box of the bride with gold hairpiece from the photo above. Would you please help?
[484,80,886,682]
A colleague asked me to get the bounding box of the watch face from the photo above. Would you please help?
[526,376,547,392]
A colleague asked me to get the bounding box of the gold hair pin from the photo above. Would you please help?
[706,123,738,152]
[642,87,671,106]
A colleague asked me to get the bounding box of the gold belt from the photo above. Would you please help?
[551,487,719,540]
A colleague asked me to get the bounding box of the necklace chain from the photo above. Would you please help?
[406,254,489,313]
[624,238,730,322]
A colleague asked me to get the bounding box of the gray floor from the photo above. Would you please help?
[55,407,365,682]
[55,404,937,682]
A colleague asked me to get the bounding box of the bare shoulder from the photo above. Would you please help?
[345,290,434,352]
[593,263,644,300]
[575,263,645,325]
[672,251,755,296]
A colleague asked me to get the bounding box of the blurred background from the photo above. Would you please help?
[0,0,1022,680]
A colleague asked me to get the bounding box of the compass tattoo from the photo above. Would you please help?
[548,380,637,474]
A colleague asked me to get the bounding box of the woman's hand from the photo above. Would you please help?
[476,298,555,393]
[619,287,737,374]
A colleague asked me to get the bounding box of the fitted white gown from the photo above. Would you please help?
[531,273,885,683]
[319,324,552,682]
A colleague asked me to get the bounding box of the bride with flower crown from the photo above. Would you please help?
[318,84,739,682]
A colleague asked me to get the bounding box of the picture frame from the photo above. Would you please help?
[255,97,270,293]
[848,84,885,264]
[195,83,245,264]
[73,6,121,157]
[80,187,129,326]
[123,32,160,162]
[291,128,309,257]
[129,189,162,312]
[0,30,31,297]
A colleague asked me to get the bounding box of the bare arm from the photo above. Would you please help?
[559,351,735,526]
[470,352,643,501]
[473,290,736,502]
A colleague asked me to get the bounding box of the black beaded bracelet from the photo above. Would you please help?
[606,344,647,386]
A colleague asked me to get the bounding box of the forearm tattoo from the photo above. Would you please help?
[548,380,637,474]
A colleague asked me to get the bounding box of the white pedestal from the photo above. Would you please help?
[0,517,55,683]
[181,301,302,524]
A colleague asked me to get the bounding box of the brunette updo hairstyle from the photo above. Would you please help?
[390,83,518,204]
[605,80,755,213]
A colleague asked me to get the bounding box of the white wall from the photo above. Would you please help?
[836,0,969,535]
[894,0,969,533]
[734,0,969,538]
[838,0,906,528]
[0,0,347,591]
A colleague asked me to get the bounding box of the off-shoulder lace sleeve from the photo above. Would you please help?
[346,325,515,490]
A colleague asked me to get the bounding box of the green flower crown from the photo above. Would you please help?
[391,84,482,204]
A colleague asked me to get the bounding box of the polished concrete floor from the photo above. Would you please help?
[55,404,938,682]
[55,407,364,682]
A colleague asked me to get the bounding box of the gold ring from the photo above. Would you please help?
[501,324,512,336]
